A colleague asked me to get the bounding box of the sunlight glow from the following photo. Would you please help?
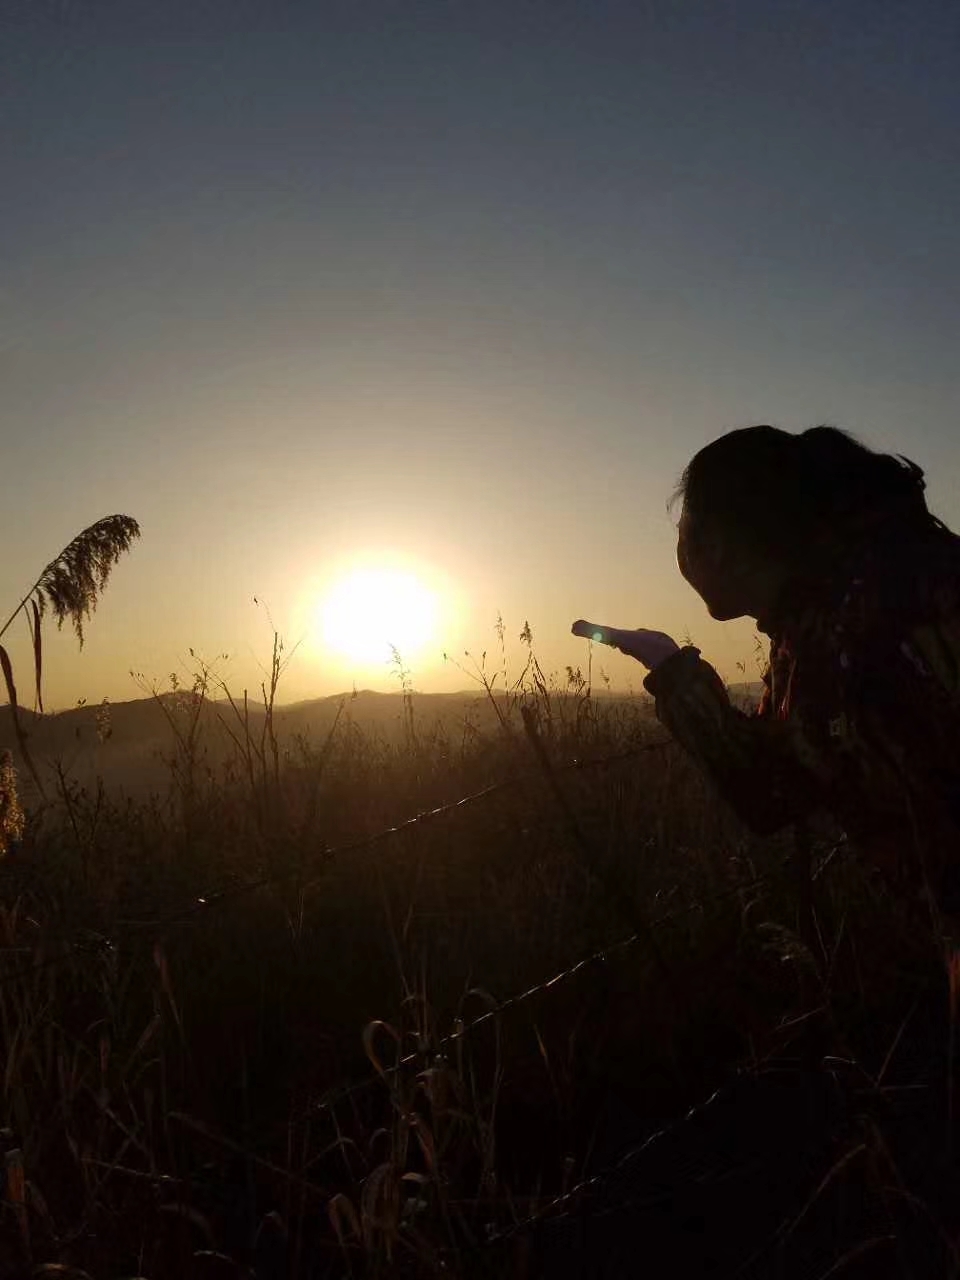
[316,567,439,665]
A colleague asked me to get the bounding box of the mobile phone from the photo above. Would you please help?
[571,619,613,646]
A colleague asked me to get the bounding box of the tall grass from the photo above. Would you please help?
[0,622,954,1278]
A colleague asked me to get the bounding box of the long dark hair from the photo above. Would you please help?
[674,425,939,569]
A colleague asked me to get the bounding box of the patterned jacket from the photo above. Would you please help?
[643,519,960,912]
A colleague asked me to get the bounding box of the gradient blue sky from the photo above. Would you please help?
[3,0,958,707]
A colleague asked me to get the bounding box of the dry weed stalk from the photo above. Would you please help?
[0,749,25,855]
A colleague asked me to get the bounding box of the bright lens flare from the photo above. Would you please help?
[317,568,438,665]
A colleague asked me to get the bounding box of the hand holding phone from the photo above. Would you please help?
[571,619,680,670]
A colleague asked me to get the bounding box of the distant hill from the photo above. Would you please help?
[0,678,765,804]
[0,687,657,803]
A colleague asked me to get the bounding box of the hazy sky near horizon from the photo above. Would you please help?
[3,0,959,708]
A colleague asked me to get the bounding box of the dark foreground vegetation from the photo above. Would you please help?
[0,642,957,1279]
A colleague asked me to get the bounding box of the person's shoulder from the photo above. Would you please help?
[846,526,960,625]
[899,527,960,615]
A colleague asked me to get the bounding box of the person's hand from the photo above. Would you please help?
[571,619,680,671]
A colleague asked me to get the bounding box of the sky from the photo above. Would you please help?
[3,0,959,708]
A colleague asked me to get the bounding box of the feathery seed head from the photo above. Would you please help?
[35,514,140,646]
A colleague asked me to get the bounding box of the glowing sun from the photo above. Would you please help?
[316,567,439,665]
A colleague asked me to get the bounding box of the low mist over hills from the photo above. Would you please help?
[0,680,763,804]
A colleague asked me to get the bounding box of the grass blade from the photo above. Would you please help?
[30,598,43,714]
[0,644,45,799]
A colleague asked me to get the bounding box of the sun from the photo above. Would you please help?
[316,567,439,665]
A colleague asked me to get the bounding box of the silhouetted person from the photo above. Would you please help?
[575,425,960,930]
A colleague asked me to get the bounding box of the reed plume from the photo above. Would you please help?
[0,515,140,793]
[6,514,141,647]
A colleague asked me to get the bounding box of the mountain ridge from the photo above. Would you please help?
[0,680,763,802]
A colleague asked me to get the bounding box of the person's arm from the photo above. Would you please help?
[642,646,825,834]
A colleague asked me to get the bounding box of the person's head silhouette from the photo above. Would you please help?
[673,425,931,629]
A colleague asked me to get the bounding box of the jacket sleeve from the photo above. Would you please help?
[642,647,825,835]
